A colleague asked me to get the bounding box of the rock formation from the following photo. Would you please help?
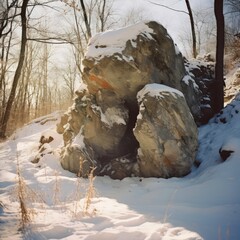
[82,21,185,100]
[56,21,212,179]
[134,84,198,178]
[182,58,215,125]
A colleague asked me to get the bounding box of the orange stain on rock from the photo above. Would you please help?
[89,74,113,90]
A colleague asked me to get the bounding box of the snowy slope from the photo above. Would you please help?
[1,97,240,240]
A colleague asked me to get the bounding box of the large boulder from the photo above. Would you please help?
[82,21,215,126]
[57,21,201,178]
[82,21,185,103]
[134,84,198,178]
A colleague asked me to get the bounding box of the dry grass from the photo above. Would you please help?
[71,175,83,218]
[16,155,44,231]
[15,153,97,226]
[83,167,97,215]
[53,170,61,205]
[77,156,84,177]
[16,158,35,230]
[70,157,97,218]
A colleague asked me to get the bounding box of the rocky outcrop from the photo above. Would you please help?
[58,89,131,176]
[57,21,202,179]
[182,58,215,125]
[133,84,198,178]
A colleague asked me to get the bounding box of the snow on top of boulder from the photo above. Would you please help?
[85,21,154,60]
[137,83,184,103]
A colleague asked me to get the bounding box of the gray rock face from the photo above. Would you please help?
[83,93,129,160]
[57,21,200,178]
[58,89,130,176]
[134,84,198,178]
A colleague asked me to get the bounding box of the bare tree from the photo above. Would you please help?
[62,0,115,75]
[12,40,34,127]
[98,0,107,32]
[0,0,29,138]
[212,0,225,114]
[0,1,18,122]
[0,0,70,137]
[225,0,240,15]
[195,9,216,54]
[150,0,197,58]
[121,6,146,27]
[184,0,197,58]
[63,62,77,101]
[224,0,240,62]
[0,0,19,39]
[80,0,92,39]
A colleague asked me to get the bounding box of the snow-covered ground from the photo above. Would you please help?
[1,93,240,239]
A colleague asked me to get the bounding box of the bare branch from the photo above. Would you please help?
[27,1,62,12]
[148,1,189,15]
[27,37,73,45]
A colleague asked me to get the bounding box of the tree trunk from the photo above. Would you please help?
[150,1,197,58]
[185,0,197,58]
[0,0,29,138]
[213,0,225,114]
[100,0,106,32]
[80,0,92,40]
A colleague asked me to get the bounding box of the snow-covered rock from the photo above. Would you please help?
[134,84,198,178]
[59,89,130,176]
[82,21,185,100]
[57,21,214,178]
[182,58,215,125]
